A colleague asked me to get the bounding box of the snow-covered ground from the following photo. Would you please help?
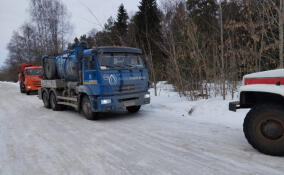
[0,81,283,175]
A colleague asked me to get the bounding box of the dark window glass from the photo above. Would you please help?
[98,53,145,70]
[26,69,42,75]
[85,56,96,70]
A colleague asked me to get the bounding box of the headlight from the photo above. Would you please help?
[101,99,111,105]
[144,94,150,98]
[27,86,32,89]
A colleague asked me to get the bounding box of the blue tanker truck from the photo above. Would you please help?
[38,42,150,120]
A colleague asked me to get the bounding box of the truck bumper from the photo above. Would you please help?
[229,101,240,112]
[25,85,41,92]
[91,92,150,112]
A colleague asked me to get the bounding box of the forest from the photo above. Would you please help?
[0,0,283,100]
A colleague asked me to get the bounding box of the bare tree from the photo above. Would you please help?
[30,0,72,54]
[262,0,284,68]
[280,0,284,68]
[218,0,226,100]
[1,0,73,81]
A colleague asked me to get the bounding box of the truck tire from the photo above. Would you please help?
[243,104,284,156]
[20,86,25,93]
[42,91,51,109]
[126,106,141,113]
[49,92,61,111]
[45,58,57,79]
[81,96,98,120]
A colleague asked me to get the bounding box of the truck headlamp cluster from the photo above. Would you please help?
[27,86,32,89]
[144,94,150,99]
[101,99,112,105]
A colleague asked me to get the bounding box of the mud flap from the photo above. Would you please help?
[38,88,43,99]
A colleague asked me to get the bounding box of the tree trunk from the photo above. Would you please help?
[219,2,226,100]
[280,0,284,68]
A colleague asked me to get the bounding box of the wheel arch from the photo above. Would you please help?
[240,91,284,108]
[78,93,89,112]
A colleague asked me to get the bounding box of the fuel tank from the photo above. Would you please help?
[55,53,80,81]
[42,43,86,81]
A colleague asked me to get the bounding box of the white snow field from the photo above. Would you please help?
[0,81,283,175]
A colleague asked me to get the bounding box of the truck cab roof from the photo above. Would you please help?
[17,63,41,73]
[94,46,142,54]
[25,66,42,70]
[80,46,142,56]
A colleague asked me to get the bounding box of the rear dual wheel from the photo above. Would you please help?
[42,91,50,109]
[49,92,62,111]
[244,104,284,156]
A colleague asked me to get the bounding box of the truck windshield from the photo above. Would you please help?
[26,69,42,75]
[98,53,145,70]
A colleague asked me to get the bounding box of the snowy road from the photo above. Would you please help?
[0,82,283,175]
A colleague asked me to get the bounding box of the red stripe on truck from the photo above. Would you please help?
[245,77,284,85]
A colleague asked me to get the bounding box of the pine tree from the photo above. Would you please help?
[186,0,218,34]
[134,0,162,46]
[134,0,164,95]
[114,4,129,37]
[134,0,163,72]
[74,37,79,45]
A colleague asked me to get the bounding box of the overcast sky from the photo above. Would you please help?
[0,0,143,66]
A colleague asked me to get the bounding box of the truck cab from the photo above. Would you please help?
[229,69,284,156]
[18,64,42,94]
[39,45,150,120]
[82,47,150,112]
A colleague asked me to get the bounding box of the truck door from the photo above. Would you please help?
[83,55,98,85]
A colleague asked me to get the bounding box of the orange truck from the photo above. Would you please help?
[17,63,43,95]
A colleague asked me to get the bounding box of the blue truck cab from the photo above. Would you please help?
[39,43,150,120]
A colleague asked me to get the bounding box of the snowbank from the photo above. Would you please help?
[145,82,249,129]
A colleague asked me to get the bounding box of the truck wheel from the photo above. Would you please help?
[42,91,51,109]
[243,104,284,156]
[45,58,57,79]
[20,84,25,93]
[82,96,98,120]
[20,87,25,93]
[49,92,61,111]
[26,91,30,95]
[127,106,141,113]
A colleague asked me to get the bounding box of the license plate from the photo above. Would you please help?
[124,101,136,107]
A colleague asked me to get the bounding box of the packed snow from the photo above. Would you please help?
[0,81,283,175]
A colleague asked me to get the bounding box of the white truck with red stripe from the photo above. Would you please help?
[230,69,284,156]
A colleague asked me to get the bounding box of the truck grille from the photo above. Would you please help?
[118,97,139,102]
[113,84,136,92]
[32,81,41,87]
